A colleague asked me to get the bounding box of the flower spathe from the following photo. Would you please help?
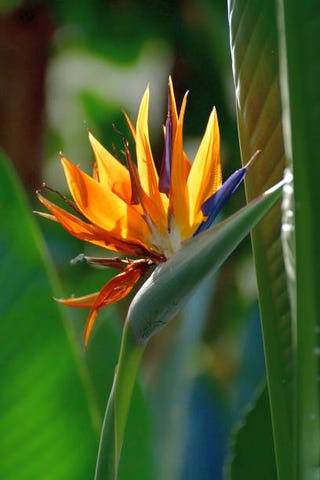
[37,78,249,346]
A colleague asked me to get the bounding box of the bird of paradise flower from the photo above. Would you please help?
[36,78,254,346]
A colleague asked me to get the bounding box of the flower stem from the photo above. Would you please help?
[94,321,145,480]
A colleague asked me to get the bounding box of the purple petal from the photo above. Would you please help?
[195,166,247,235]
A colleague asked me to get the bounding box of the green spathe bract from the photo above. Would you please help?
[128,182,284,344]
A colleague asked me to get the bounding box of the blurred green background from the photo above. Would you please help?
[0,2,266,479]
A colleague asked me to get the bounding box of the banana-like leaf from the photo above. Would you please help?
[0,154,97,479]
[225,385,276,480]
[277,2,320,477]
[94,180,284,479]
[227,1,292,478]
[281,168,296,326]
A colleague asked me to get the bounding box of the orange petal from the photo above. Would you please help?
[36,192,149,256]
[169,92,191,239]
[187,107,222,227]
[135,87,169,236]
[168,78,191,182]
[83,259,151,346]
[123,140,171,249]
[88,131,132,203]
[135,87,159,195]
[60,154,152,247]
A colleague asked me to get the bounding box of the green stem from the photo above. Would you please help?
[94,321,145,480]
[94,376,117,479]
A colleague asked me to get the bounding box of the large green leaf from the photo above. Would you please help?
[277,1,320,477]
[226,385,276,479]
[94,180,284,479]
[0,154,97,478]
[227,1,292,478]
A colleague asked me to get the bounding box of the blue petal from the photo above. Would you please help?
[195,166,247,235]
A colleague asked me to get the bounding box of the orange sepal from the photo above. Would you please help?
[88,131,132,203]
[187,107,222,227]
[169,92,191,238]
[36,191,149,256]
[133,87,169,236]
[60,154,152,247]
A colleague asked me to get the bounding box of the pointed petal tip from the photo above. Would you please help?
[83,310,98,348]
[53,295,68,305]
[35,189,47,203]
[33,210,57,221]
[206,106,218,128]
[59,153,73,168]
[59,152,66,163]
[245,149,261,170]
[87,129,99,146]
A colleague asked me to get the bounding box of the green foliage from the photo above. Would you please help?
[228,1,320,479]
[226,385,276,479]
[3,1,320,478]
[227,0,292,477]
[278,2,320,477]
[0,153,97,479]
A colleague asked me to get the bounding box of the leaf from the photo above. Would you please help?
[280,168,296,322]
[227,1,292,478]
[0,153,97,479]
[225,385,277,480]
[93,179,284,480]
[277,2,320,477]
